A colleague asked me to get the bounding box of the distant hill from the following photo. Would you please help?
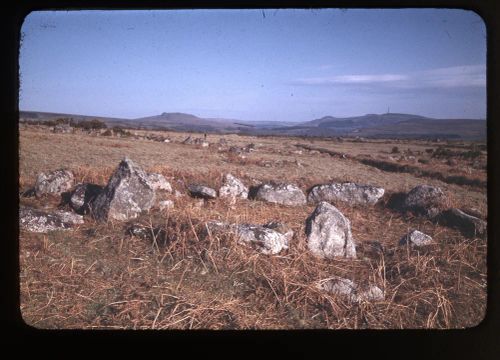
[19,110,128,124]
[302,113,428,129]
[353,117,487,139]
[19,110,486,140]
[132,112,244,132]
[263,113,486,140]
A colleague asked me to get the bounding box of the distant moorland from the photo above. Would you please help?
[20,110,486,140]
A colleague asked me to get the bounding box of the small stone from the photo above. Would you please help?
[127,223,169,245]
[404,185,447,218]
[204,220,289,255]
[158,200,174,211]
[20,206,84,233]
[318,277,384,302]
[357,285,385,302]
[219,174,248,201]
[52,124,73,133]
[35,169,74,197]
[263,221,294,245]
[318,277,357,302]
[188,184,217,199]
[148,173,172,192]
[235,224,289,255]
[205,220,232,233]
[229,146,242,154]
[437,208,487,238]
[245,143,257,152]
[399,230,433,247]
[251,183,306,206]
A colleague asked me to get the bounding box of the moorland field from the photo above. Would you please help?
[18,123,487,329]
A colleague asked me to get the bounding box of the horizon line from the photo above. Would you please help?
[18,109,487,122]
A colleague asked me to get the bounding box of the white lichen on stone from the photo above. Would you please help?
[219,174,248,201]
[235,224,289,255]
[399,230,433,247]
[307,182,385,205]
[147,173,172,192]
[306,202,356,259]
[35,169,74,197]
[317,276,384,303]
[205,220,291,255]
[20,206,84,233]
[92,157,156,221]
[253,183,306,206]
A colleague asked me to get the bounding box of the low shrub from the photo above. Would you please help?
[74,119,107,130]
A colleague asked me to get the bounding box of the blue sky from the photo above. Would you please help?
[19,9,486,122]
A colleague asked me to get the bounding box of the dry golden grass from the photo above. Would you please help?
[18,125,487,329]
[19,126,487,213]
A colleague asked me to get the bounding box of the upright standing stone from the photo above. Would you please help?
[91,157,156,221]
[305,201,356,259]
